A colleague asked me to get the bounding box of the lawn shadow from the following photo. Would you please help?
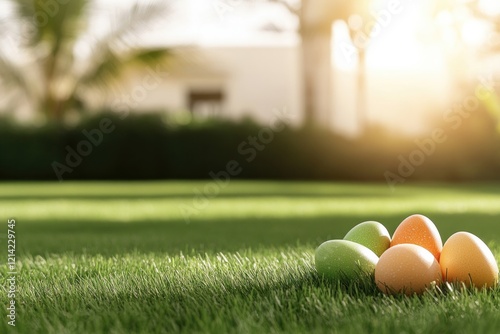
[19,212,500,257]
[0,192,399,201]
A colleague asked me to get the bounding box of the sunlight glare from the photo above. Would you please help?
[333,1,434,72]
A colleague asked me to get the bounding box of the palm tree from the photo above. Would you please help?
[347,12,371,133]
[0,0,171,122]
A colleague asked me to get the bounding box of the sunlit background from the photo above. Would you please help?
[103,0,499,135]
[1,0,499,133]
[1,0,500,181]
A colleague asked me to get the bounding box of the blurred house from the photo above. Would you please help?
[111,46,303,126]
[110,43,454,136]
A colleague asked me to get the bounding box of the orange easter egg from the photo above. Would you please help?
[375,244,441,295]
[391,214,442,261]
[440,232,498,289]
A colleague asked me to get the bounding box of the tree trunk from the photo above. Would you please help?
[42,49,67,122]
[43,93,64,121]
[356,48,367,132]
[301,31,332,126]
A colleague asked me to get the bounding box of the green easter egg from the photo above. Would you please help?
[315,239,378,280]
[344,221,391,257]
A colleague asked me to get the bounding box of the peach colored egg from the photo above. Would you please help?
[375,244,441,295]
[391,214,442,261]
[440,232,499,289]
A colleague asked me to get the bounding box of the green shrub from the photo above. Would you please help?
[1,110,499,181]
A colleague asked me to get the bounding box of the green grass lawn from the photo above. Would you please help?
[1,181,500,333]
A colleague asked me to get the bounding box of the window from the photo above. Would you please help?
[188,90,225,117]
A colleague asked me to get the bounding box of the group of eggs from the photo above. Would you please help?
[315,214,499,295]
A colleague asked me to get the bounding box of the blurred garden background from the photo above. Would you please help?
[1,0,500,182]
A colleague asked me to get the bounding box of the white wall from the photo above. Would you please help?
[108,46,303,127]
[205,47,303,125]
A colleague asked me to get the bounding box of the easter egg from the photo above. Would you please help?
[344,221,391,257]
[391,214,442,260]
[375,244,441,295]
[440,232,499,289]
[315,240,378,281]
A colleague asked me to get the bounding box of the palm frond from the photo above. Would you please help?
[78,47,170,91]
[79,49,123,90]
[10,0,89,48]
[92,1,169,53]
[76,1,171,91]
[130,48,171,64]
